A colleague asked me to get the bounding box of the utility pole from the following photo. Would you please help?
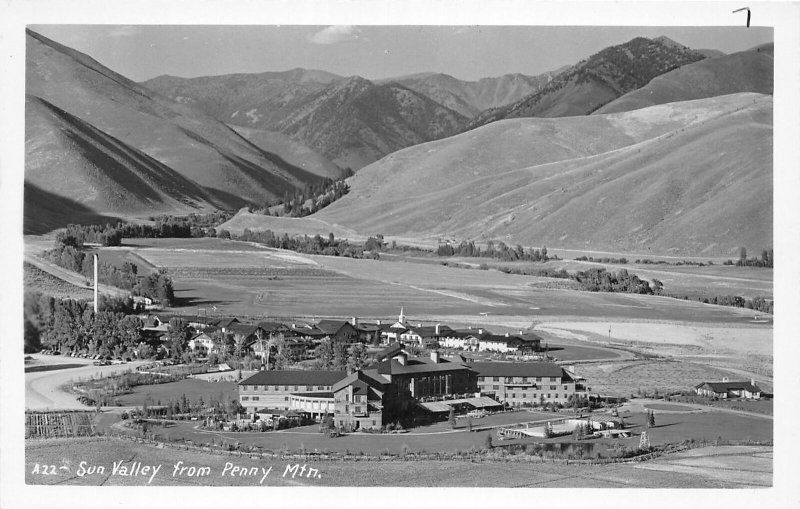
[93,253,99,313]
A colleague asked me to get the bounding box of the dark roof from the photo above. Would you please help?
[469,362,566,378]
[331,371,387,398]
[240,369,347,386]
[696,381,762,392]
[215,317,240,329]
[375,357,473,376]
[356,323,381,332]
[481,334,524,345]
[258,321,288,331]
[316,320,354,334]
[375,343,404,361]
[518,332,544,343]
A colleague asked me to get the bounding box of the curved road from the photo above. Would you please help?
[25,354,147,410]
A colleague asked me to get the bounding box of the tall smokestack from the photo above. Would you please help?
[93,253,99,313]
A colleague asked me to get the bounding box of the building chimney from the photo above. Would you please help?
[478,329,484,335]
[435,324,440,335]
[430,351,440,364]
[351,317,358,326]
[377,319,381,326]
[722,377,729,383]
[418,323,422,328]
[93,253,99,313]
[751,378,756,387]
[505,332,510,337]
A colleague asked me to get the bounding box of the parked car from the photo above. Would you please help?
[467,410,488,419]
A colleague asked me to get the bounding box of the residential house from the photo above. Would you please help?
[315,320,360,343]
[188,331,216,356]
[694,379,763,399]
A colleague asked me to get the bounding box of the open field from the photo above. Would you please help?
[25,437,771,488]
[114,379,237,407]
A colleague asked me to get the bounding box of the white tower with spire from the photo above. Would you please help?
[398,307,406,325]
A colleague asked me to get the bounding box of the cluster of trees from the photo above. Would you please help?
[236,229,377,259]
[54,213,234,247]
[436,240,552,262]
[261,172,353,217]
[635,259,710,267]
[24,291,143,356]
[724,248,773,268]
[41,244,175,306]
[675,294,773,314]
[312,339,369,373]
[573,268,661,294]
[56,224,123,247]
[575,256,628,264]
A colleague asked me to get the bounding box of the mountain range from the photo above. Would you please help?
[26,29,773,255]
[25,29,337,232]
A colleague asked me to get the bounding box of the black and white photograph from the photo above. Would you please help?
[2,0,799,506]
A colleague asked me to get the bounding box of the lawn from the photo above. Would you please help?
[24,437,772,488]
[113,379,237,408]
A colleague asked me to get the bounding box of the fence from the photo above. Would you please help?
[25,411,96,439]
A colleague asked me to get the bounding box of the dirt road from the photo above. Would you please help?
[25,354,146,411]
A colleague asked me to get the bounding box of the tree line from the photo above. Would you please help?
[236,229,378,259]
[259,171,353,218]
[54,213,233,247]
[436,240,553,262]
[724,248,773,268]
[41,244,175,306]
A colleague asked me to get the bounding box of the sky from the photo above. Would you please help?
[27,25,774,82]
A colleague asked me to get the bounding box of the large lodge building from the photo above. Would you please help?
[238,344,590,430]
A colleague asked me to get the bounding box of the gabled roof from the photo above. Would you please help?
[695,381,762,393]
[375,343,405,361]
[240,369,347,386]
[316,320,356,335]
[258,321,289,332]
[469,362,566,378]
[214,317,240,329]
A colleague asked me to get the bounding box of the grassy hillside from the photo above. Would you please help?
[299,93,770,257]
[25,29,325,216]
[594,49,773,114]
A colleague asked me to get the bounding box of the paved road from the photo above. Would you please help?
[621,398,773,420]
[25,354,147,410]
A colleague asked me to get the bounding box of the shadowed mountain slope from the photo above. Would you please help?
[594,49,773,114]
[465,37,707,129]
[26,29,324,215]
[26,95,226,216]
[266,93,771,257]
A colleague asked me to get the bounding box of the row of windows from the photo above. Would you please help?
[241,385,328,392]
[479,381,569,391]
[479,376,559,383]
[241,396,260,401]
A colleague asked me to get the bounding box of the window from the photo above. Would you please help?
[372,420,377,426]
[241,396,249,401]
[522,393,526,399]
[547,393,551,399]
[252,397,259,401]
[564,385,568,391]
[284,396,288,401]
[479,377,485,382]
[522,377,528,383]
[536,377,542,382]
[293,385,298,391]
[345,405,349,413]
[492,385,500,390]
[355,406,361,413]
[511,393,516,398]
[493,377,499,382]
[550,385,556,390]
[307,385,312,391]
